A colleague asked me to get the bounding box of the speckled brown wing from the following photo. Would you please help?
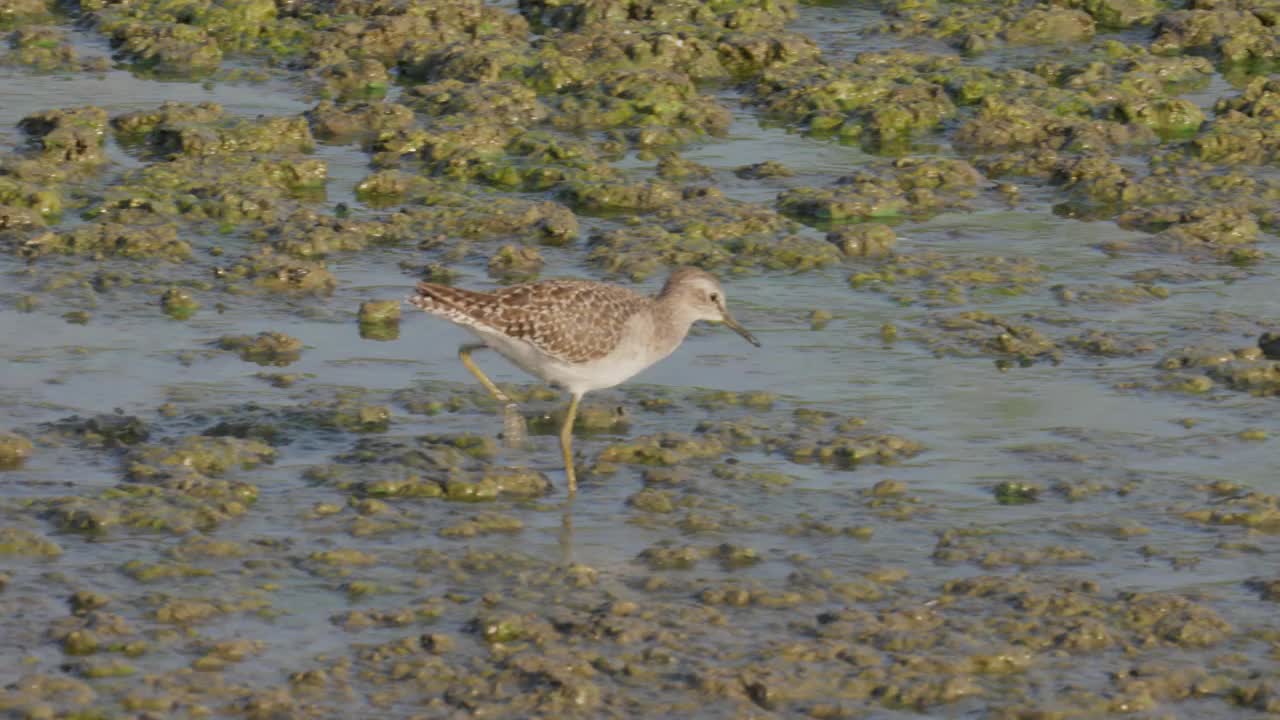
[411,279,650,364]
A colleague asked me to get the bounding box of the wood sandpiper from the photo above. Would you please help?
[409,267,760,493]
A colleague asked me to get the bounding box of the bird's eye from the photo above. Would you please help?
[709,292,720,304]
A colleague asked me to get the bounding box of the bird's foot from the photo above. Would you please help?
[501,403,528,449]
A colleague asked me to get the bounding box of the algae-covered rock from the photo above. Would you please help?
[561,177,681,213]
[111,101,225,137]
[735,160,795,179]
[401,34,531,84]
[1151,9,1277,65]
[545,67,737,146]
[46,413,150,448]
[223,250,338,293]
[954,96,1155,153]
[656,154,713,180]
[480,467,553,498]
[61,629,99,656]
[1114,97,1204,137]
[255,207,417,260]
[1065,329,1157,357]
[532,24,726,87]
[779,158,983,224]
[408,79,547,126]
[307,100,415,143]
[1182,481,1280,529]
[588,191,830,277]
[89,154,326,226]
[371,117,516,172]
[1005,8,1095,45]
[628,488,676,513]
[1121,593,1231,647]
[216,331,303,366]
[127,435,275,480]
[444,477,501,502]
[360,476,445,499]
[715,543,761,570]
[0,176,62,220]
[934,528,1092,568]
[0,0,54,26]
[487,243,544,280]
[1072,0,1162,27]
[313,57,392,100]
[331,600,444,630]
[307,548,377,567]
[0,204,46,233]
[160,288,199,320]
[1206,360,1280,397]
[0,526,61,558]
[73,659,136,679]
[528,403,629,435]
[1194,111,1280,165]
[809,309,832,330]
[152,599,226,625]
[358,300,401,341]
[18,106,109,166]
[19,222,189,260]
[923,311,1063,366]
[0,433,34,469]
[149,116,315,158]
[69,590,110,615]
[340,405,391,433]
[751,52,957,148]
[522,0,796,33]
[638,544,702,569]
[994,480,1042,504]
[828,224,897,258]
[784,431,922,468]
[108,21,223,76]
[1214,77,1280,120]
[598,432,727,466]
[1119,204,1259,250]
[358,300,400,323]
[718,29,820,76]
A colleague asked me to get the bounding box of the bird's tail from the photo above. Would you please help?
[409,282,456,312]
[408,282,492,328]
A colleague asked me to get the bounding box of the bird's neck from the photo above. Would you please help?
[648,293,697,357]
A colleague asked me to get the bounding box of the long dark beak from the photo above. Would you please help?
[721,312,761,347]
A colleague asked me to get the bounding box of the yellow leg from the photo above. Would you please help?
[459,344,511,404]
[560,393,582,494]
[459,344,526,447]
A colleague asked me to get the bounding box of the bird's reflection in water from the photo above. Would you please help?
[558,494,576,566]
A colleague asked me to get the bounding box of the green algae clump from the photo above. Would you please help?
[358,299,401,341]
[127,435,275,481]
[0,526,62,558]
[20,223,190,260]
[216,331,303,366]
[0,433,34,469]
[160,288,199,320]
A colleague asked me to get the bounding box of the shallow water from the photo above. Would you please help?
[1,2,1279,718]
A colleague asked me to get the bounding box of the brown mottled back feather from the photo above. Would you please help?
[411,279,651,364]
